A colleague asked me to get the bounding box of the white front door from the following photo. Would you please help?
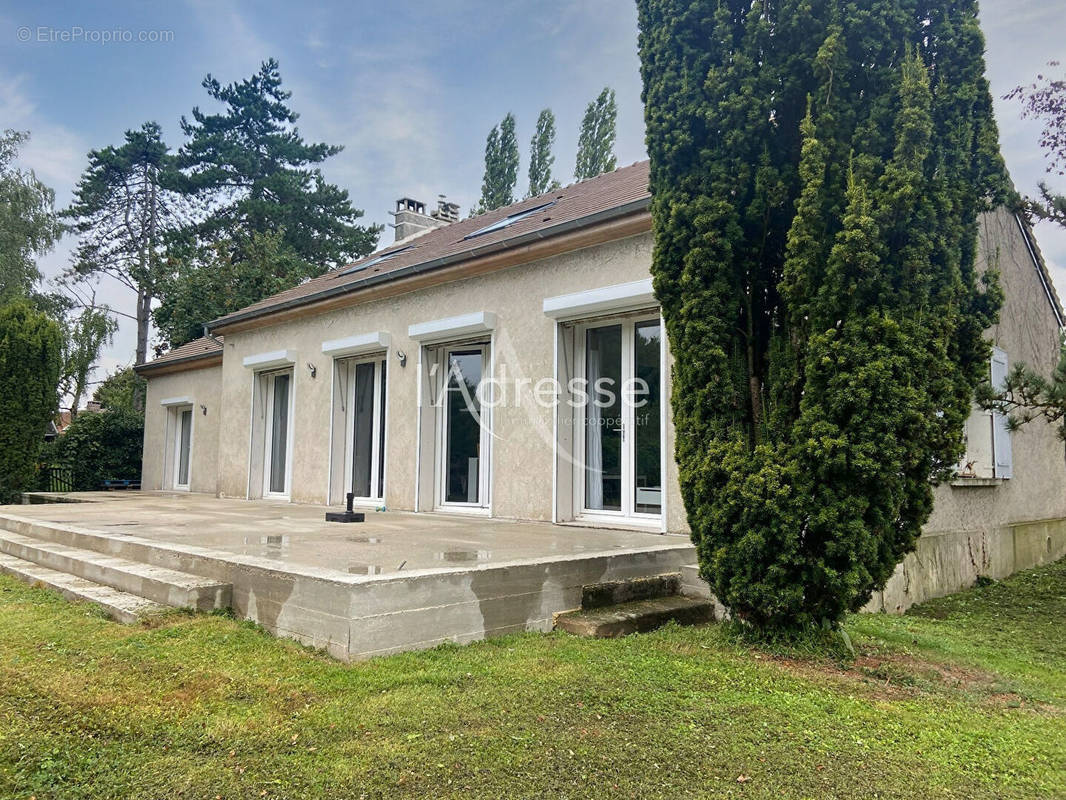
[263,370,294,498]
[574,316,663,522]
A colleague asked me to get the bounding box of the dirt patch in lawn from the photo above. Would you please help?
[765,648,1044,709]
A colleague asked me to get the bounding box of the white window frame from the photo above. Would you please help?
[956,347,1012,482]
[991,346,1013,479]
[430,341,492,513]
[340,355,388,504]
[262,369,295,499]
[570,312,664,526]
[172,405,194,491]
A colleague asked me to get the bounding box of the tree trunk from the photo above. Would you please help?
[70,375,86,421]
[135,289,150,366]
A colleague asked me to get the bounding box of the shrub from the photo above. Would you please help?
[50,408,143,491]
[0,300,63,503]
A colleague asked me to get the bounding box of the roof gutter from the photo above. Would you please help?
[133,350,223,376]
[1014,212,1065,329]
[206,196,652,332]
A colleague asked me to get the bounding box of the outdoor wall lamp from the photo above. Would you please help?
[397,350,407,368]
[307,362,317,379]
[200,404,207,416]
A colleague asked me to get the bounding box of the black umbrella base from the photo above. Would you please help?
[325,511,365,523]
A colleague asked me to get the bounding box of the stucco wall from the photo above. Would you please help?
[214,233,689,531]
[925,209,1066,531]
[870,208,1066,610]
[143,206,1065,609]
[142,364,222,495]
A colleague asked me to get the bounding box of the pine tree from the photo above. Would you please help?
[160,59,379,347]
[64,122,185,364]
[637,0,1006,629]
[175,59,379,266]
[478,113,520,212]
[575,88,617,181]
[527,109,559,197]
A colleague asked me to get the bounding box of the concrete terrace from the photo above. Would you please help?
[0,492,696,659]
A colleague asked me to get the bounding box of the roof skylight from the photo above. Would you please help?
[338,244,415,277]
[463,201,557,241]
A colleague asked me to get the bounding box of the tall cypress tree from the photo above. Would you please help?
[575,87,618,180]
[478,113,520,212]
[527,109,560,197]
[637,0,1006,628]
[0,300,63,503]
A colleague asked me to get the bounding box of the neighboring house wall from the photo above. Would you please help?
[141,364,222,495]
[869,207,1066,611]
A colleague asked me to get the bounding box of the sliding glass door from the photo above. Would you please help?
[577,316,662,521]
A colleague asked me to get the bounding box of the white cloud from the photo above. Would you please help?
[0,74,85,201]
[0,72,139,387]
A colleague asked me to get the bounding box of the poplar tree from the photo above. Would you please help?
[527,109,559,197]
[637,0,1006,629]
[478,113,519,212]
[575,87,617,180]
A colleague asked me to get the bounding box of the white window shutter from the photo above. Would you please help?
[990,347,1012,479]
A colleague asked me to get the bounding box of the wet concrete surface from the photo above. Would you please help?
[7,492,684,576]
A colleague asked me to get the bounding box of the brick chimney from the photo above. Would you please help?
[390,195,459,242]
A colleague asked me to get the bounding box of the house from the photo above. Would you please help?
[44,410,72,442]
[134,161,1066,611]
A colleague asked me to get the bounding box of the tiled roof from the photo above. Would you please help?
[135,335,223,373]
[207,160,653,329]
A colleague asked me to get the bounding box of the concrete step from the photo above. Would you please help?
[0,513,232,586]
[581,572,680,609]
[555,595,715,638]
[680,564,731,620]
[0,529,231,611]
[680,564,712,599]
[0,552,167,624]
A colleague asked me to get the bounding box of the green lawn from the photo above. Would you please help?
[1,561,1064,800]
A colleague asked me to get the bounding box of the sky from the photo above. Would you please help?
[2,0,1064,391]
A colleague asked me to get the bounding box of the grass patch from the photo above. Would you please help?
[0,560,1064,799]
